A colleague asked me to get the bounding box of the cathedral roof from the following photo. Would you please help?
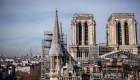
[49,9,62,56]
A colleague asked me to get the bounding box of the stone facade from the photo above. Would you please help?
[48,10,62,80]
[106,13,139,54]
[71,14,96,62]
[42,11,140,80]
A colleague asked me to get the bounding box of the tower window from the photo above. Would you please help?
[124,22,129,45]
[117,22,122,45]
[84,22,88,45]
[86,67,90,73]
[77,51,79,57]
[85,51,89,57]
[77,50,82,57]
[80,51,82,57]
[77,22,82,45]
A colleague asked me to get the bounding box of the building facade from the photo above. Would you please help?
[106,13,139,54]
[41,10,140,80]
[70,14,96,62]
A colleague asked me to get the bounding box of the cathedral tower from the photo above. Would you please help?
[106,13,139,54]
[49,9,62,80]
[71,14,96,62]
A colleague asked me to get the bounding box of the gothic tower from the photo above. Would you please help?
[49,9,62,80]
[106,13,139,54]
[70,14,96,62]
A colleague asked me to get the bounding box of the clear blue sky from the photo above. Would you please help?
[0,0,140,56]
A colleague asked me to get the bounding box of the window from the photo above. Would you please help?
[77,22,82,45]
[80,51,82,57]
[84,22,88,45]
[77,50,82,57]
[117,22,122,45]
[54,56,57,69]
[86,67,90,73]
[124,22,129,45]
[77,51,79,57]
[76,23,79,45]
[85,51,89,57]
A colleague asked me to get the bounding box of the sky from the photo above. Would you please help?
[0,0,140,56]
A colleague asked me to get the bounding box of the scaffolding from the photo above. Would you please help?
[41,29,68,80]
[41,31,53,80]
[97,54,140,80]
[40,31,140,80]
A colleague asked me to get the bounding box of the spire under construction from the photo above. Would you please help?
[49,9,62,56]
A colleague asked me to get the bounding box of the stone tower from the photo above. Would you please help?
[106,13,139,54]
[49,9,62,80]
[70,14,96,62]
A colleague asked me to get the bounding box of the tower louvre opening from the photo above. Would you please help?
[117,22,122,45]
[124,22,129,45]
[84,22,88,45]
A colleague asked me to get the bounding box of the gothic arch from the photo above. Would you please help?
[84,21,88,45]
[124,21,129,45]
[117,21,122,45]
[76,22,82,45]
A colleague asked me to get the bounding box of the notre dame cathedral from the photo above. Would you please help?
[41,10,140,80]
